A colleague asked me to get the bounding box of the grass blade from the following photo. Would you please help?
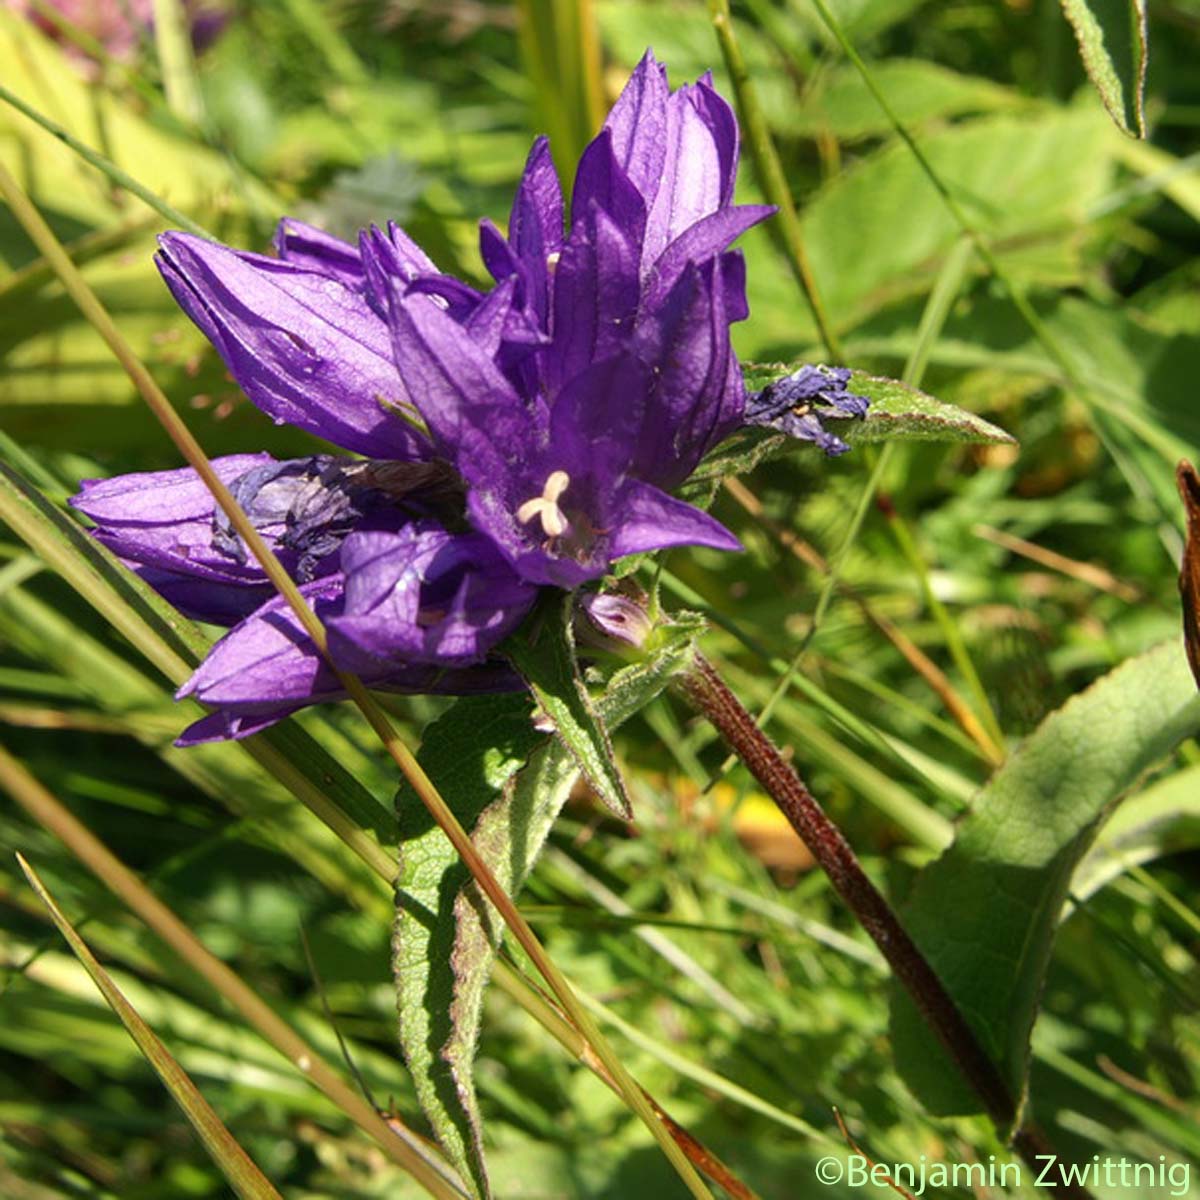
[0,745,467,1199]
[15,852,284,1200]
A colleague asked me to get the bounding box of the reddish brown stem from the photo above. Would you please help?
[676,653,1093,1200]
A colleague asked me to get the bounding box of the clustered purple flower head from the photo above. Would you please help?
[73,50,859,744]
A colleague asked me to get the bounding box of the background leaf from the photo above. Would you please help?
[1060,0,1149,137]
[890,639,1200,1118]
[16,854,284,1200]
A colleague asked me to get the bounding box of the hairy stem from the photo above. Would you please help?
[675,653,1094,1200]
[676,653,1013,1124]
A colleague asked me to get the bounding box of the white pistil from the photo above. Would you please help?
[517,469,571,538]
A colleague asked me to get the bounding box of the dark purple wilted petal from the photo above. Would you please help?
[744,364,871,456]
[157,232,429,461]
[71,454,277,586]
[327,522,536,667]
[273,219,365,292]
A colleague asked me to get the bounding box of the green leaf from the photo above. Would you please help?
[1060,0,1149,138]
[503,594,632,820]
[393,692,546,1200]
[687,371,1014,488]
[850,293,1200,525]
[790,60,1025,141]
[392,615,704,1199]
[739,107,1115,353]
[1072,764,1200,903]
[890,640,1200,1120]
[17,855,284,1200]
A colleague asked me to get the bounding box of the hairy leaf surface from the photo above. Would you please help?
[1060,0,1148,137]
[392,615,704,1197]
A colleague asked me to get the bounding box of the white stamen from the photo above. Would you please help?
[517,470,571,538]
[546,251,562,273]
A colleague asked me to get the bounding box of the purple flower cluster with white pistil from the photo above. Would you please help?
[744,364,871,456]
[71,50,778,744]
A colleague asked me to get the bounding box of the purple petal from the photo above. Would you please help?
[632,258,738,486]
[547,202,640,394]
[571,129,646,247]
[72,454,270,528]
[359,222,441,319]
[385,283,534,466]
[175,574,522,744]
[690,73,740,207]
[608,479,742,560]
[176,709,296,746]
[480,218,519,286]
[509,135,564,266]
[176,576,351,711]
[327,522,536,667]
[462,357,652,589]
[643,81,740,263]
[273,218,365,291]
[579,591,653,649]
[157,232,429,460]
[71,454,277,585]
[126,564,273,626]
[643,205,774,301]
[603,50,670,201]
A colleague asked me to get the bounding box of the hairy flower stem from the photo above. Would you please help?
[676,653,1092,1199]
[677,654,1010,1118]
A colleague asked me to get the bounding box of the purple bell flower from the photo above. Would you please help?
[71,49,841,742]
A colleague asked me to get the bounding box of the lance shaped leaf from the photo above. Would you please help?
[890,640,1200,1120]
[392,614,704,1198]
[502,593,633,820]
[1073,764,1200,903]
[687,370,1014,492]
[1060,0,1149,138]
